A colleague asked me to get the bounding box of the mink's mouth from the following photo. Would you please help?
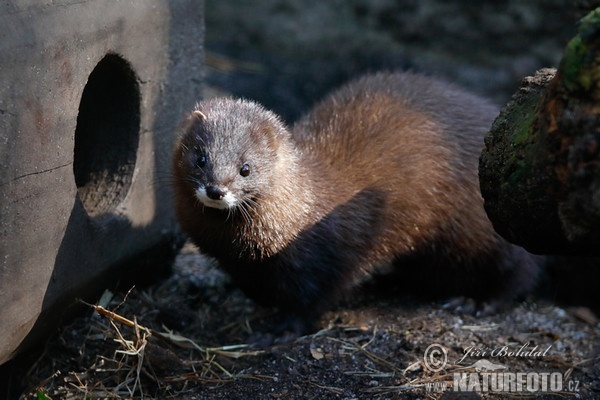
[194,185,237,210]
[198,198,230,210]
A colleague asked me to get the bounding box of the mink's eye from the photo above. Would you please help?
[240,163,251,177]
[195,153,207,169]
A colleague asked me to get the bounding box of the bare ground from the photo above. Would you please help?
[7,242,598,399]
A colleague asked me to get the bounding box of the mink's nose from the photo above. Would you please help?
[206,186,226,200]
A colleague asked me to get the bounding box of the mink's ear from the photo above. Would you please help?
[179,108,206,139]
[193,110,207,121]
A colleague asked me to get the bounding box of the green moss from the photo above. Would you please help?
[563,36,588,91]
[505,86,542,153]
[561,7,600,93]
[578,7,600,40]
[507,160,528,185]
[499,90,545,186]
[512,106,538,147]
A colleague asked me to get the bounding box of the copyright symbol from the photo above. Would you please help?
[424,344,448,372]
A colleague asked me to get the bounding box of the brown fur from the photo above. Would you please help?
[172,72,540,335]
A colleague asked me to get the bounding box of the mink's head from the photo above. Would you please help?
[174,98,293,211]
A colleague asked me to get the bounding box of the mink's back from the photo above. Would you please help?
[292,72,496,172]
[290,72,504,270]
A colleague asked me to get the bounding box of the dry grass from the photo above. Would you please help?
[22,288,264,400]
[15,247,600,399]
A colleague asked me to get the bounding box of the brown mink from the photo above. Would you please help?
[172,72,540,337]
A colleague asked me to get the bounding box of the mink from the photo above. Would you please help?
[172,72,540,338]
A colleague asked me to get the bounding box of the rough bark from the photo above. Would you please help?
[480,8,600,255]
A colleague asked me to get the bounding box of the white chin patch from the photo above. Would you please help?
[195,187,237,210]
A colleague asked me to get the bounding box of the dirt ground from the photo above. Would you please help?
[8,242,599,399]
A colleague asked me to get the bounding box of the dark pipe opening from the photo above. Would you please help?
[73,53,140,217]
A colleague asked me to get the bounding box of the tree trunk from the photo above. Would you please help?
[479,8,600,255]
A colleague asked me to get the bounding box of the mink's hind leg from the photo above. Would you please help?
[442,243,545,317]
[441,245,543,316]
[380,241,543,314]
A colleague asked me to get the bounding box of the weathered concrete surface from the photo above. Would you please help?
[479,9,600,254]
[0,1,204,364]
